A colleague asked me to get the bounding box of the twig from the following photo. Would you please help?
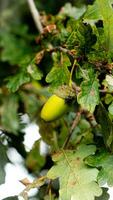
[48,46,76,59]
[84,111,97,128]
[99,89,113,94]
[27,0,43,33]
[20,176,46,199]
[62,110,82,149]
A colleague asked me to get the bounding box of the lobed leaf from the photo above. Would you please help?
[47,145,102,200]
[46,53,70,89]
[77,69,99,113]
[86,150,113,186]
[84,0,113,54]
[7,71,30,92]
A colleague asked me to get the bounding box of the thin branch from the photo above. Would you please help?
[99,89,113,94]
[62,110,82,149]
[20,176,46,199]
[83,111,97,128]
[27,0,43,33]
[48,46,76,59]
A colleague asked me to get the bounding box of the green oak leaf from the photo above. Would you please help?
[105,94,113,105]
[46,66,70,88]
[0,31,32,65]
[46,53,70,89]
[46,67,70,91]
[7,70,30,92]
[86,150,113,186]
[84,0,113,53]
[108,101,113,115]
[1,95,20,134]
[77,69,99,113]
[47,145,102,200]
[58,3,86,19]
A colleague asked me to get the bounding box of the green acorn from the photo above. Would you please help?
[41,94,68,122]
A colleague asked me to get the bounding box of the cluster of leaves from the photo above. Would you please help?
[1,0,113,199]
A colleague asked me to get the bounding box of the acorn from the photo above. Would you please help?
[41,94,68,122]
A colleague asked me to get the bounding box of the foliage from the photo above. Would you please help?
[86,149,113,186]
[1,0,113,199]
[77,68,100,113]
[47,145,102,200]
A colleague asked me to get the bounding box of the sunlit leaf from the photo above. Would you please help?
[58,3,86,19]
[47,145,102,200]
[27,63,43,80]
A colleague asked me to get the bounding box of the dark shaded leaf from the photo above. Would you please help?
[20,92,41,119]
[95,187,109,200]
[25,140,45,172]
[2,196,18,200]
[0,31,32,65]
[0,143,9,184]
[95,102,113,149]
